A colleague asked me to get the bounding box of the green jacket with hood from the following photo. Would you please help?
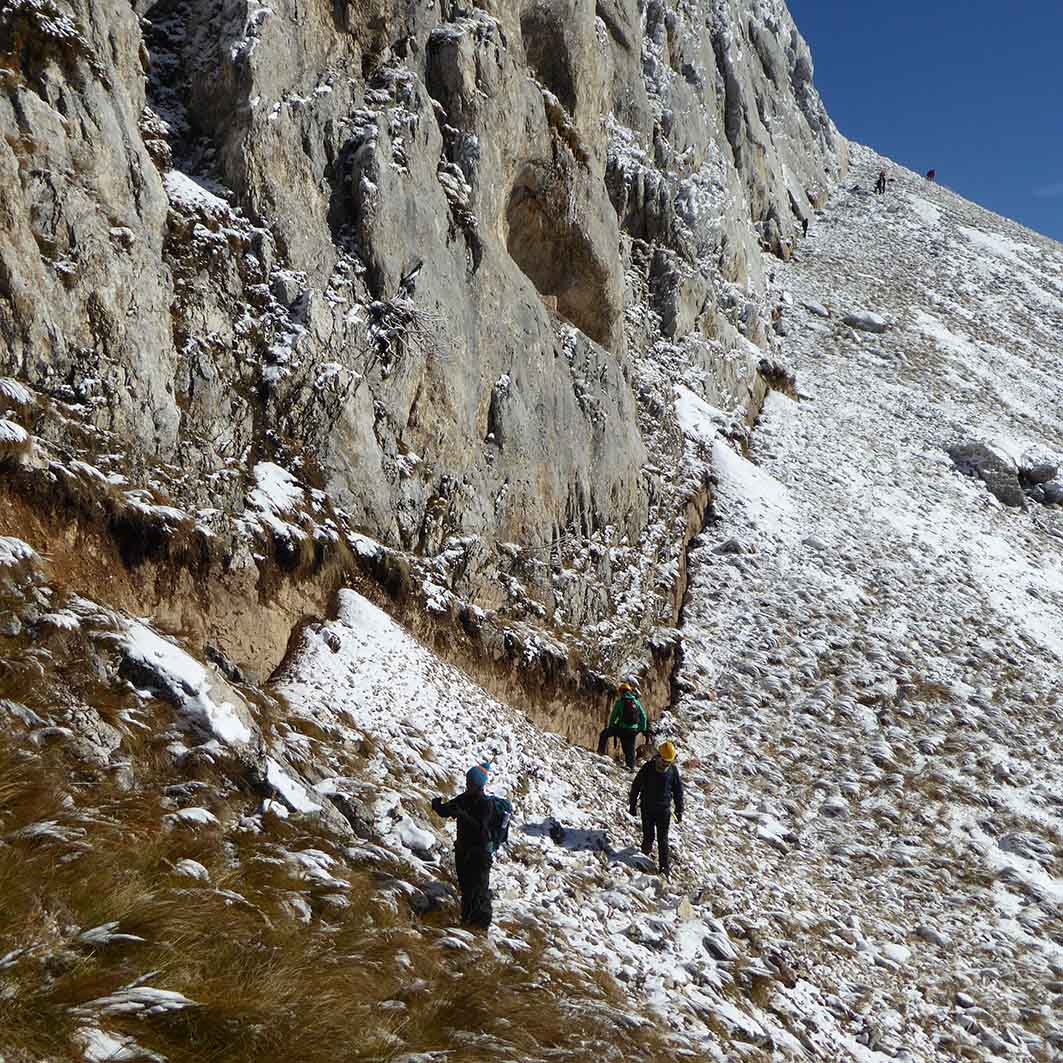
[608,695,648,733]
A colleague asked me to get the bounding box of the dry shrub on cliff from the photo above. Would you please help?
[3,459,212,572]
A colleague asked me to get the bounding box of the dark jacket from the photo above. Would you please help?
[608,695,649,733]
[433,790,494,853]
[630,761,684,818]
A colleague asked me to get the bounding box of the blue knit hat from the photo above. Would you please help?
[466,762,491,790]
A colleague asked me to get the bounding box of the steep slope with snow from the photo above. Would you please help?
[666,146,1063,1059]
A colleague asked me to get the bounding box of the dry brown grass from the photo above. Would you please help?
[0,728,683,1063]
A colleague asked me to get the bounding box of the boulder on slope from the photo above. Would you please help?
[947,440,1026,509]
[1019,447,1059,485]
[843,310,888,333]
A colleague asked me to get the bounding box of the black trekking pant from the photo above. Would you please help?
[455,847,493,928]
[641,807,671,875]
[597,727,638,768]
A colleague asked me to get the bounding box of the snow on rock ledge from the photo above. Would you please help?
[121,621,255,745]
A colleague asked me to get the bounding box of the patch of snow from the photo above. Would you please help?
[264,756,322,814]
[0,418,29,445]
[0,536,37,569]
[165,807,219,828]
[173,858,210,881]
[76,1027,165,1063]
[0,377,33,406]
[122,621,253,746]
[674,385,725,449]
[163,170,230,217]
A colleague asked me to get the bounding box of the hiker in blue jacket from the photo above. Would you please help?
[431,762,510,928]
[596,683,650,770]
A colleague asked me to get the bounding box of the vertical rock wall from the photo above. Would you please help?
[0,0,845,675]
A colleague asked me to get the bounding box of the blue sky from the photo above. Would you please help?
[787,1,1063,243]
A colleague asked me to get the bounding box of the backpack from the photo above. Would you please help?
[621,697,641,727]
[486,796,512,855]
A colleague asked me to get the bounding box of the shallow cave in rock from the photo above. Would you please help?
[505,176,615,349]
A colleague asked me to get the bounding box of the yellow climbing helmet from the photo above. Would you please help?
[658,741,677,763]
[618,682,633,695]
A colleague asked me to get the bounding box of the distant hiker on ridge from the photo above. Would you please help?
[431,762,512,928]
[629,741,684,878]
[875,170,887,195]
[597,682,650,770]
[926,169,936,182]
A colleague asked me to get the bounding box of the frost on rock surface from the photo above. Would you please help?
[0,0,847,685]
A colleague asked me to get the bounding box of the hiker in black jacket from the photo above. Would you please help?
[431,762,498,927]
[629,742,684,877]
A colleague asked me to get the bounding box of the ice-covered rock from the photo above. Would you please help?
[77,922,146,947]
[164,807,219,829]
[76,1027,165,1063]
[173,858,210,881]
[74,986,199,1018]
[394,816,436,857]
[1019,446,1059,484]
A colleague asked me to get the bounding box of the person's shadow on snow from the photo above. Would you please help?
[521,819,655,870]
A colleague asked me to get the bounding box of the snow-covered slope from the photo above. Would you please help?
[666,145,1063,1058]
[268,147,1063,1059]
[274,590,895,1059]
[269,150,1063,1057]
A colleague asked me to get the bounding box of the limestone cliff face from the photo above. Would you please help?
[0,0,844,676]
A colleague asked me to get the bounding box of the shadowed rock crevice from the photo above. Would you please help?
[520,1,578,113]
[505,168,619,350]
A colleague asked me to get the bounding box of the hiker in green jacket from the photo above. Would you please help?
[596,683,649,770]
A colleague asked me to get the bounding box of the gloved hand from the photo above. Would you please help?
[431,797,443,814]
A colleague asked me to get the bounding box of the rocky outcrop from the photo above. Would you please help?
[0,0,178,452]
[949,439,1063,510]
[1,0,845,678]
[844,309,889,333]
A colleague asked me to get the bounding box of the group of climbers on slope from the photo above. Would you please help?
[875,167,937,195]
[431,682,684,928]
